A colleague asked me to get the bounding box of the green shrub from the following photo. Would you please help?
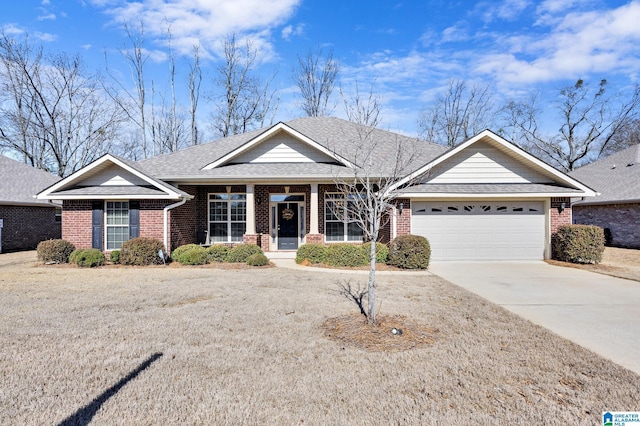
[295,243,327,264]
[174,245,209,265]
[325,243,368,267]
[109,250,120,264]
[37,239,76,264]
[225,244,263,263]
[387,235,431,269]
[206,245,230,262]
[552,224,605,264]
[246,253,269,266]
[119,237,165,266]
[69,249,105,267]
[362,241,389,264]
[170,244,201,261]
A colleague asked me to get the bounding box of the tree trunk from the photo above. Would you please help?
[367,238,377,325]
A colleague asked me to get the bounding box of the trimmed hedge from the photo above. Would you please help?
[325,243,368,267]
[37,239,76,264]
[295,243,327,264]
[109,250,121,264]
[206,245,230,263]
[552,224,605,264]
[246,253,270,266]
[170,244,201,261]
[225,244,263,263]
[69,249,105,268]
[120,237,165,266]
[173,245,209,265]
[387,235,431,270]
[363,241,389,264]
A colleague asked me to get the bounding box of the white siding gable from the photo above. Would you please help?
[81,164,148,186]
[232,133,335,164]
[426,141,554,184]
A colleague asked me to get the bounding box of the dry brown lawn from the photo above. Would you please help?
[1,251,638,425]
[547,247,640,282]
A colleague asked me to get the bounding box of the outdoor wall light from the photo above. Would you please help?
[398,203,404,215]
[557,202,566,214]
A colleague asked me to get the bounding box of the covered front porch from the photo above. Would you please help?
[170,183,402,253]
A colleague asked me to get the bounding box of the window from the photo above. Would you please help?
[325,193,363,242]
[209,193,246,243]
[106,201,129,250]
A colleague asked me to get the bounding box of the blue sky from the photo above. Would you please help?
[2,0,640,138]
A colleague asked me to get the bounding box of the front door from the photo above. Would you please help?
[277,202,298,250]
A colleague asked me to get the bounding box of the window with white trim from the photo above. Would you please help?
[106,201,129,250]
[209,193,246,243]
[324,193,363,242]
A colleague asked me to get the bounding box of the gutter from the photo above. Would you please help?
[163,196,188,254]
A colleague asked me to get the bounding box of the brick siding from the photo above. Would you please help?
[573,203,640,249]
[62,199,176,251]
[550,197,572,234]
[0,205,61,252]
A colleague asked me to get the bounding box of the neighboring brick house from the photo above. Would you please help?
[0,156,61,253]
[570,144,640,248]
[37,117,596,261]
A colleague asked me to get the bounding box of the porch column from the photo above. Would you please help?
[246,184,256,234]
[310,183,319,234]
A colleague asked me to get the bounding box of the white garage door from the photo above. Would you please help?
[411,201,545,261]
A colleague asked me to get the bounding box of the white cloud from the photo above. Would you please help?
[475,1,640,84]
[37,13,56,21]
[281,23,304,41]
[34,31,57,42]
[1,24,25,35]
[99,0,301,61]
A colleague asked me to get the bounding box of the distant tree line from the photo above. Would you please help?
[419,78,640,172]
[1,24,638,176]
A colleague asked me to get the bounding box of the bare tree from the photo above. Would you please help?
[418,79,495,147]
[600,118,640,158]
[333,83,423,325]
[0,33,125,176]
[293,47,338,117]
[104,21,150,158]
[210,34,278,137]
[187,44,202,146]
[501,79,640,171]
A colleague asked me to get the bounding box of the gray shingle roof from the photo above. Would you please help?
[140,117,447,180]
[570,144,640,204]
[0,155,61,206]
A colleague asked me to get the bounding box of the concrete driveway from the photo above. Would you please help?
[429,261,640,375]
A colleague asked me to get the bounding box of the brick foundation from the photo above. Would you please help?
[573,203,640,248]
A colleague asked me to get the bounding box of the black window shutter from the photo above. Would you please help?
[92,201,103,250]
[129,201,140,238]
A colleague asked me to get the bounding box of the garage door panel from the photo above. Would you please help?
[411,201,545,261]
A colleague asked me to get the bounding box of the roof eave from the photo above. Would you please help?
[399,192,585,199]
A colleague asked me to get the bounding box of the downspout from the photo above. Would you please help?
[164,196,187,254]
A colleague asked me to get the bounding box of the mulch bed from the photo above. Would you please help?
[322,313,438,352]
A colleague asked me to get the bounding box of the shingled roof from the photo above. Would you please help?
[0,156,60,206]
[139,117,446,180]
[570,144,640,205]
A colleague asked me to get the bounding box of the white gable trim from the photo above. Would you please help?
[393,130,597,196]
[37,154,185,200]
[201,122,354,170]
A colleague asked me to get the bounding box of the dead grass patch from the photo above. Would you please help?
[0,251,638,424]
[547,247,640,282]
[322,313,437,352]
